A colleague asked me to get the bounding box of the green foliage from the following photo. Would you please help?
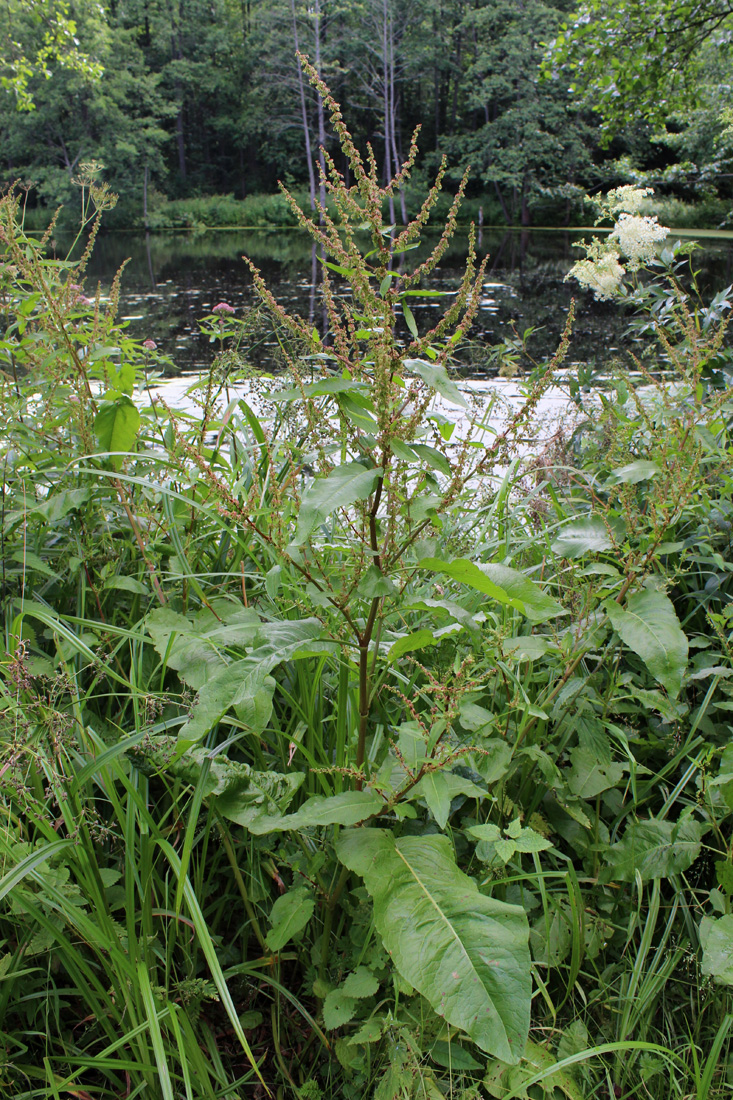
[2,73,733,1100]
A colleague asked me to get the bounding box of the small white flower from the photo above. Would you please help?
[609,213,669,270]
[606,185,655,216]
[567,250,626,300]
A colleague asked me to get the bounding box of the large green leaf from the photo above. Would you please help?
[420,558,563,623]
[604,589,688,697]
[134,744,305,833]
[289,789,384,827]
[700,915,733,986]
[178,619,334,742]
[147,605,261,689]
[180,658,276,743]
[403,358,468,409]
[603,816,705,882]
[566,747,627,799]
[214,767,304,832]
[484,1039,585,1100]
[219,789,384,833]
[551,518,614,558]
[294,462,382,544]
[415,770,487,829]
[265,887,315,952]
[93,396,140,469]
[336,829,530,1062]
[606,460,660,485]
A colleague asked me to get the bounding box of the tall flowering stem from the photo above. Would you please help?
[231,56,560,802]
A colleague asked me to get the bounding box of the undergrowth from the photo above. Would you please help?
[1,65,733,1100]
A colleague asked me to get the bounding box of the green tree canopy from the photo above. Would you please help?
[546,0,733,141]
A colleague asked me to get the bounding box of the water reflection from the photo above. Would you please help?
[71,227,733,376]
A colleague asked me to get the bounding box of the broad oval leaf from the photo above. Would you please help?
[551,518,614,558]
[403,359,468,409]
[420,558,563,623]
[606,460,660,485]
[341,966,379,998]
[603,816,705,882]
[701,915,733,986]
[94,396,140,470]
[289,789,384,828]
[387,628,438,662]
[295,463,382,544]
[566,747,627,799]
[604,589,688,698]
[265,887,315,952]
[336,829,530,1063]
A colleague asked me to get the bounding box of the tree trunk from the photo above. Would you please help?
[494,180,511,225]
[314,0,327,220]
[521,175,531,226]
[290,0,317,211]
[387,12,407,225]
[382,0,396,226]
[170,1,187,182]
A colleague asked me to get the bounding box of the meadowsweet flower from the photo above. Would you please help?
[142,339,157,351]
[606,185,654,216]
[609,213,669,270]
[566,250,625,300]
[212,302,235,315]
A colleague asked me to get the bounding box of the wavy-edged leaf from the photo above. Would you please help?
[178,619,334,741]
[484,1038,586,1100]
[341,967,379,999]
[323,989,358,1029]
[603,816,705,882]
[566,747,626,799]
[420,558,563,623]
[604,589,688,697]
[336,829,530,1062]
[179,658,275,743]
[295,463,382,544]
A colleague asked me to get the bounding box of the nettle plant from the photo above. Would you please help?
[147,60,572,1068]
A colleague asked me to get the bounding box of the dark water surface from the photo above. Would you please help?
[78,226,733,376]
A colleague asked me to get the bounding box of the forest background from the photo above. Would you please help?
[2,0,733,230]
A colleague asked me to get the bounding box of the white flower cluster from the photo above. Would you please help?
[567,250,625,300]
[609,213,669,270]
[605,185,654,216]
[566,188,669,300]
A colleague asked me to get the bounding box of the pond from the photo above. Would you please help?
[77,225,733,377]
